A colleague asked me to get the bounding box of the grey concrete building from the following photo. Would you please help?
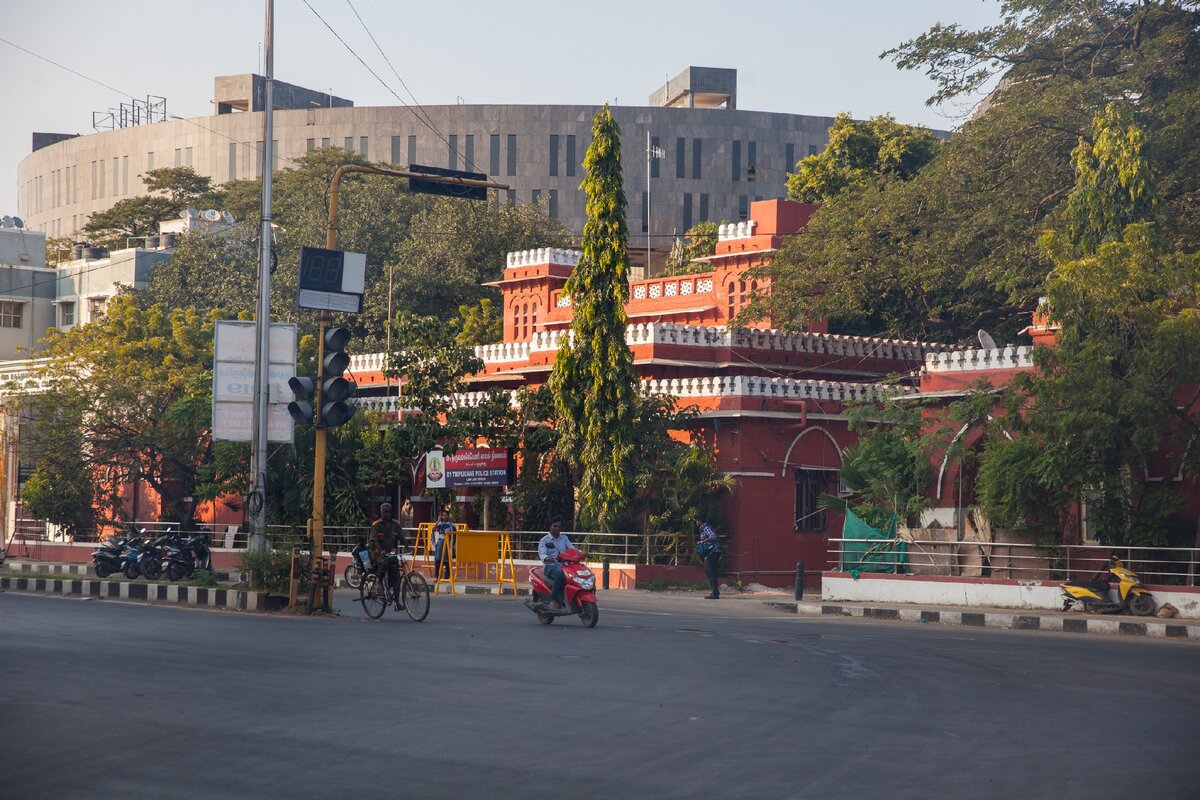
[0,227,55,358]
[15,67,890,269]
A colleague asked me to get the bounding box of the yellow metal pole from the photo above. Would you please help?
[307,164,509,611]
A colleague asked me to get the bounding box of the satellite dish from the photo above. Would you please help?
[11,216,23,229]
[202,209,221,222]
[186,207,199,219]
[977,329,999,350]
[1,216,11,228]
[222,210,236,224]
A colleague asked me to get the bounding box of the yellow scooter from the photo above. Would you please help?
[1060,555,1157,616]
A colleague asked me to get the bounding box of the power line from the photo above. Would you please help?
[343,0,443,143]
[303,0,486,176]
[0,36,302,174]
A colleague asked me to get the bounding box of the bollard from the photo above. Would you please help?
[794,561,805,601]
[602,558,610,590]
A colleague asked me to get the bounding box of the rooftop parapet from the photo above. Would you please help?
[924,345,1034,373]
[505,248,581,268]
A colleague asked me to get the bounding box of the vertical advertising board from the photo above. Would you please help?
[212,321,298,443]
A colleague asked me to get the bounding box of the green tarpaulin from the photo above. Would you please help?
[840,509,908,578]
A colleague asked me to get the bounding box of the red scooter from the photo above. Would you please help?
[524,547,599,627]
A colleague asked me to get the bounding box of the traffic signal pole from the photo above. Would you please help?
[303,163,507,610]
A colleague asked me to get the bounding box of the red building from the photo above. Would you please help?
[387,199,953,584]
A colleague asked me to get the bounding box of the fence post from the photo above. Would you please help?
[794,561,805,601]
[603,558,610,590]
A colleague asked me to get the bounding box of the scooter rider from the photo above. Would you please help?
[537,518,574,609]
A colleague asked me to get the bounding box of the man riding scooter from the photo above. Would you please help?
[537,518,574,609]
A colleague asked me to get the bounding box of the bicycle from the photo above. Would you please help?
[359,550,430,622]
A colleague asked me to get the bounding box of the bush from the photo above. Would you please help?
[188,569,218,588]
[239,548,298,594]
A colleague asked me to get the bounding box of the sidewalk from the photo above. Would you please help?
[792,598,1200,640]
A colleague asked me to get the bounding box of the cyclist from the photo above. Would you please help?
[369,503,408,599]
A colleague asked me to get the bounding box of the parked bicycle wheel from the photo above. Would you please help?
[360,573,388,619]
[402,572,430,622]
[344,563,363,590]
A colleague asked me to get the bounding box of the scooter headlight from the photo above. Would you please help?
[572,575,595,590]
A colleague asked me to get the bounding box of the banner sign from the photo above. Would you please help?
[425,448,513,489]
[212,321,297,443]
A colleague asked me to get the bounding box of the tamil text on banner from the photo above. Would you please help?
[424,448,513,489]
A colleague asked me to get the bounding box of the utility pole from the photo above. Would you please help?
[248,0,274,551]
[645,130,663,277]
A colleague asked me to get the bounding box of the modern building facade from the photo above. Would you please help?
[17,67,854,271]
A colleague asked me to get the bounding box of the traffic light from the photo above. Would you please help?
[287,376,317,425]
[320,326,357,427]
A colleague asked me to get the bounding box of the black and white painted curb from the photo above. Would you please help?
[797,602,1200,639]
[1,575,264,612]
[4,560,237,582]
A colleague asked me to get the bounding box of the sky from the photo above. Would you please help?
[0,0,1006,215]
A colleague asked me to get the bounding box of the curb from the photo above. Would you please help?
[800,602,1200,640]
[4,561,237,582]
[1,575,264,612]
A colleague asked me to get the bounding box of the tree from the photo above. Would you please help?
[18,400,95,536]
[30,296,231,524]
[82,167,223,250]
[750,1,1200,343]
[786,113,940,203]
[837,401,936,529]
[549,104,639,530]
[452,297,503,346]
[975,224,1200,544]
[1064,101,1156,254]
[665,221,720,275]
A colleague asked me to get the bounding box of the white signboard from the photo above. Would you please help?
[213,321,298,442]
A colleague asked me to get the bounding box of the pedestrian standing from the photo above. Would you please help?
[696,518,722,599]
[432,508,455,580]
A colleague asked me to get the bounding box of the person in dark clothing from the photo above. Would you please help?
[696,518,722,599]
[369,503,407,598]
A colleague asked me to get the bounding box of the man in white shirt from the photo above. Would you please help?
[537,518,574,609]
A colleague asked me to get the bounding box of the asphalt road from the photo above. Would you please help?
[2,589,1198,800]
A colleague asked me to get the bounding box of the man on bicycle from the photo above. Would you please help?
[369,503,408,599]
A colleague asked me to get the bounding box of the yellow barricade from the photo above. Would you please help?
[434,529,517,597]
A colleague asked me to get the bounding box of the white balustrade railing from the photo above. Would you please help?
[924,345,1034,373]
[638,375,915,402]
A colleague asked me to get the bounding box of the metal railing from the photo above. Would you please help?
[827,537,1200,587]
[5,518,702,567]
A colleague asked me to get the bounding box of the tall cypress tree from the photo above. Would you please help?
[549,104,638,530]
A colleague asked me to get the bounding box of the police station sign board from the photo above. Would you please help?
[212,321,298,442]
[425,448,514,489]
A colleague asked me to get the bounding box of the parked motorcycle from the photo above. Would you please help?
[119,535,148,580]
[136,532,179,581]
[91,535,128,579]
[161,534,212,582]
[1061,554,1157,616]
[523,547,599,627]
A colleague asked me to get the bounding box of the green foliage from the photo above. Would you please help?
[550,105,639,530]
[838,400,936,528]
[1065,102,1157,254]
[666,221,721,275]
[188,569,218,588]
[29,296,234,524]
[140,222,258,316]
[82,168,223,250]
[975,223,1200,544]
[752,1,1200,342]
[786,114,940,203]
[239,547,294,594]
[452,297,504,346]
[19,403,95,537]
